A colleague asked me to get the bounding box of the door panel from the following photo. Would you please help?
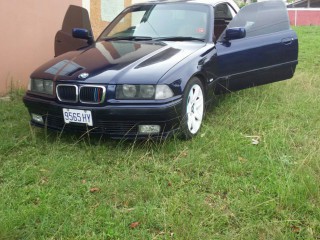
[214,1,298,93]
[54,5,93,57]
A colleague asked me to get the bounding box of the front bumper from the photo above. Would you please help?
[23,95,183,139]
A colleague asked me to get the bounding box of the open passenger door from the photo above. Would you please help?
[214,1,298,93]
[54,5,93,57]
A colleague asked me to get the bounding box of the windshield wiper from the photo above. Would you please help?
[102,36,205,42]
[103,36,153,41]
[153,37,205,42]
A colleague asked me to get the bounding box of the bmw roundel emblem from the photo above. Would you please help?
[78,72,89,79]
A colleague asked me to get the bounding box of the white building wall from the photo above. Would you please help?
[82,0,90,16]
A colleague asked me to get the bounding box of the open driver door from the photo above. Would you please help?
[54,5,93,57]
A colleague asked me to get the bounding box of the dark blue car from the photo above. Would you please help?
[23,0,298,139]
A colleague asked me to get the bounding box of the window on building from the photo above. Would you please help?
[101,0,125,22]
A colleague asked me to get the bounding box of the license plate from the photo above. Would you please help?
[63,108,93,126]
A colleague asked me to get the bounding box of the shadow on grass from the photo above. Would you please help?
[27,92,237,153]
[30,123,177,153]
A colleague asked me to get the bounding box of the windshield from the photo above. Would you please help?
[97,3,210,41]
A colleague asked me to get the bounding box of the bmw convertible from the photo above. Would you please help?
[23,0,298,139]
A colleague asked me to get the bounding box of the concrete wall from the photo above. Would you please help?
[0,0,147,96]
[0,0,82,96]
[288,8,320,26]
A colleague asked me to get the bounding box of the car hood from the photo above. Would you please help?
[31,40,206,84]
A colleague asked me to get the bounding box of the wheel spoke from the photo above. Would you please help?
[187,101,192,113]
[188,114,193,130]
[195,98,203,109]
[192,87,200,102]
[194,110,202,121]
[191,115,196,130]
[189,90,195,103]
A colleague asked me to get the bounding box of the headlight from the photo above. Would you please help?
[116,84,173,100]
[155,85,174,99]
[140,85,155,98]
[122,84,137,98]
[30,79,54,95]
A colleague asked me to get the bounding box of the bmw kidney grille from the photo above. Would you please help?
[56,84,106,104]
[79,86,106,104]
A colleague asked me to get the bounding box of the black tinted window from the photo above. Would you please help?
[215,3,234,19]
[223,1,289,39]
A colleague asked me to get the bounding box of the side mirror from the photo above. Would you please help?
[225,27,246,41]
[72,28,93,41]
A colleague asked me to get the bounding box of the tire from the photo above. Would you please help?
[180,77,205,139]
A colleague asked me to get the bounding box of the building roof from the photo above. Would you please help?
[287,0,320,8]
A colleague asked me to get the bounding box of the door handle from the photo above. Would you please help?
[198,57,207,66]
[282,37,293,45]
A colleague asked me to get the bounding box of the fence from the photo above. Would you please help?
[288,8,320,26]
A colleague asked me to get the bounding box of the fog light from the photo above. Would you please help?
[31,113,44,124]
[138,125,160,134]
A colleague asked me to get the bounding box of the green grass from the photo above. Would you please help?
[0,26,319,239]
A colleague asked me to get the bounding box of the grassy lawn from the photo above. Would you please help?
[0,26,319,239]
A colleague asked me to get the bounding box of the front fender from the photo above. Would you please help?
[158,43,216,98]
